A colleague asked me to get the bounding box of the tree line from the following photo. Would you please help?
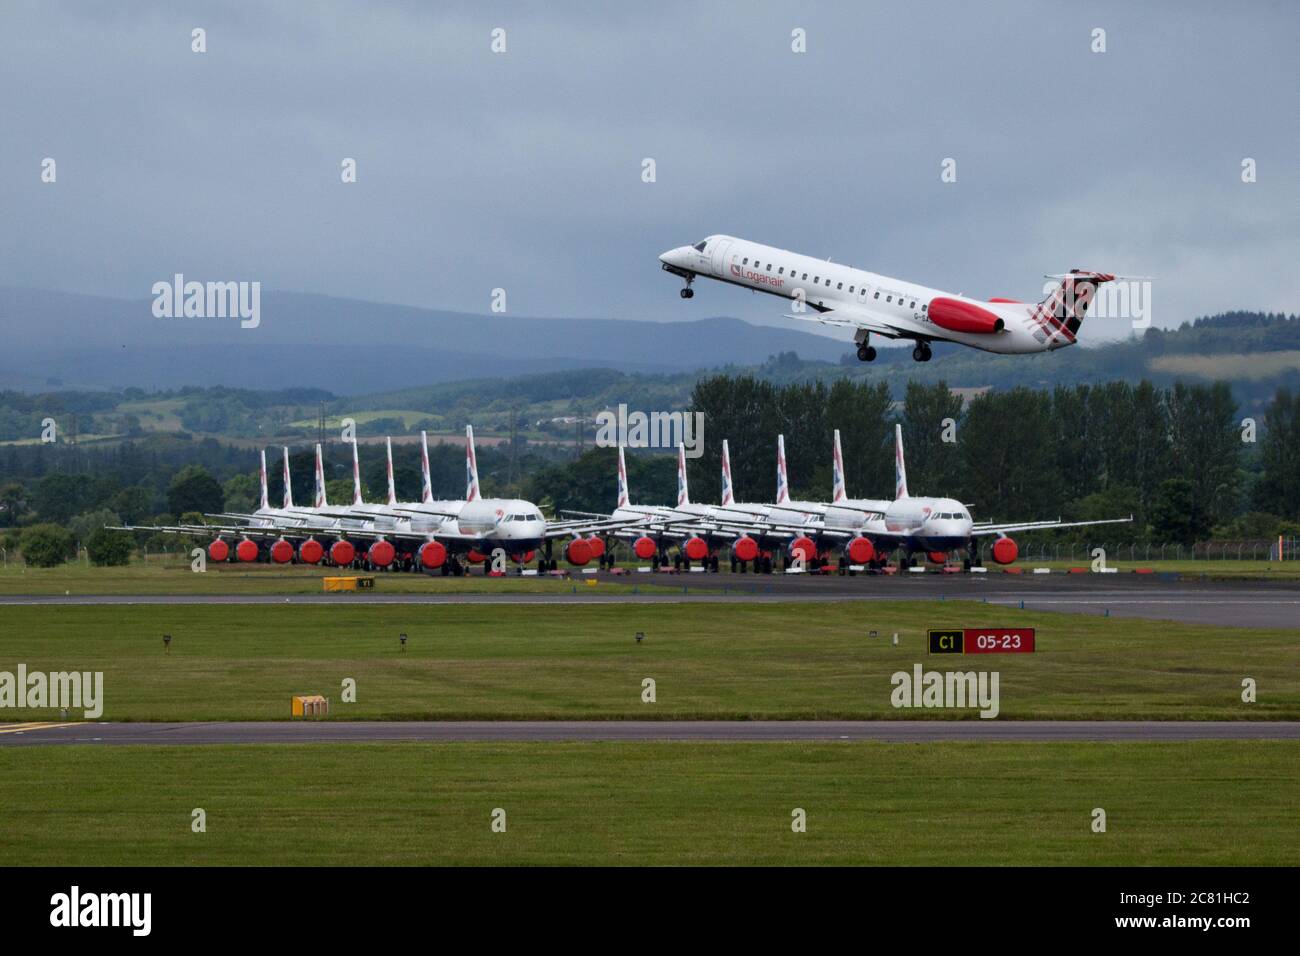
[687,375,1300,544]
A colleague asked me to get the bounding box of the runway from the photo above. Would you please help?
[0,720,1296,746]
[3,574,1300,626]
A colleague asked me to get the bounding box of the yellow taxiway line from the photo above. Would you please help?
[0,721,83,735]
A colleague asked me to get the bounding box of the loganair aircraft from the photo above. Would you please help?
[659,235,1118,362]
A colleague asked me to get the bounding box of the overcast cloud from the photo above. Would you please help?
[1,0,1296,344]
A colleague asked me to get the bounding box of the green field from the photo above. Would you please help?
[1,602,1294,720]
[3,556,1299,596]
[0,560,653,595]
[0,741,1292,865]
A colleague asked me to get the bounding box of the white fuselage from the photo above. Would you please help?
[660,235,1062,354]
[871,496,974,551]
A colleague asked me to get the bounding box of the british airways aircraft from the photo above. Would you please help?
[659,235,1116,362]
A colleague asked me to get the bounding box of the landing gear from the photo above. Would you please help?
[854,330,876,362]
[911,342,932,362]
[679,287,694,299]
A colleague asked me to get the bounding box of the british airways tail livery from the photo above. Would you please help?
[660,235,1118,362]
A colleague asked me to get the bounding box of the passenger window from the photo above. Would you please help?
[922,304,928,312]
[766,264,772,271]
[874,292,880,299]
[778,267,784,274]
[849,286,855,293]
[801,273,808,280]
[886,295,892,303]
[910,301,916,308]
[837,282,843,290]
[743,258,749,265]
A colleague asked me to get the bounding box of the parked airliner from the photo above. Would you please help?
[659,235,1116,362]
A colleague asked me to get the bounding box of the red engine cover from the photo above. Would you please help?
[633,536,657,560]
[368,540,396,567]
[683,537,708,561]
[847,537,875,564]
[991,537,1019,565]
[790,536,816,561]
[330,539,356,566]
[269,539,294,564]
[207,539,230,562]
[928,550,948,565]
[298,539,324,565]
[566,538,592,566]
[585,536,606,558]
[235,539,258,562]
[733,535,759,562]
[928,297,1005,334]
[418,540,447,569]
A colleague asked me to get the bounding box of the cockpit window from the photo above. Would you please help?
[693,241,708,252]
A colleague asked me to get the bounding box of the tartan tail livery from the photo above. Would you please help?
[465,425,480,502]
[1032,270,1116,347]
[676,442,690,507]
[720,439,734,507]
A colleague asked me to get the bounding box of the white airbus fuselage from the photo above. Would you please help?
[659,235,1089,355]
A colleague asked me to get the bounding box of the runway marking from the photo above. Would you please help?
[0,721,82,735]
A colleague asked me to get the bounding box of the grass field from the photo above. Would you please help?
[3,556,1299,595]
[1,602,1294,720]
[0,560,653,595]
[0,741,1292,865]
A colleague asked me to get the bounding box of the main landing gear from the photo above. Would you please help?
[855,331,877,362]
[911,341,932,362]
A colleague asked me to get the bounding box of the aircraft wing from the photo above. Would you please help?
[784,304,907,339]
[970,516,1134,537]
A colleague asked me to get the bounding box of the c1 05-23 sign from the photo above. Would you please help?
[928,629,1035,654]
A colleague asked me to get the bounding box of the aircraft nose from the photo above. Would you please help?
[659,246,686,267]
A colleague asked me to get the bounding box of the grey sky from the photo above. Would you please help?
[2,0,1296,345]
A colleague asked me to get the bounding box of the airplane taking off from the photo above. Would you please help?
[659,235,1118,362]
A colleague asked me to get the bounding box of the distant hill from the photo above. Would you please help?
[0,287,849,392]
